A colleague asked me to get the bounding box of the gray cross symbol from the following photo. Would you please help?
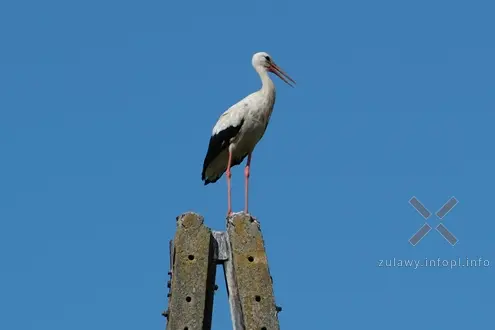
[409,196,459,246]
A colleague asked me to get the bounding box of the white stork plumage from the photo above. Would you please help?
[201,52,295,216]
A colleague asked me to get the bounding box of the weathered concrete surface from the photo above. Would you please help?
[166,212,216,330]
[227,212,280,330]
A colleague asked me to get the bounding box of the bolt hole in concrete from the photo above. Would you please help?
[188,255,194,260]
[255,295,261,302]
[186,296,192,302]
[248,256,254,262]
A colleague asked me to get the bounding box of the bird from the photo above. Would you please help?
[201,52,295,217]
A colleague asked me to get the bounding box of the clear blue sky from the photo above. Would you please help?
[1,0,494,329]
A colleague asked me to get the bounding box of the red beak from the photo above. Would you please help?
[269,63,296,87]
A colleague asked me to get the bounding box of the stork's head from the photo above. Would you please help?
[252,52,296,87]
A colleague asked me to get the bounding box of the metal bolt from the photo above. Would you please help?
[167,293,171,297]
[167,280,171,288]
[214,284,219,291]
[276,305,282,313]
[168,271,172,276]
[162,310,169,318]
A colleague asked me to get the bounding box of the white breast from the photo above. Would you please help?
[230,90,276,153]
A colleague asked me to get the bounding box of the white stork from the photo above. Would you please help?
[201,52,295,216]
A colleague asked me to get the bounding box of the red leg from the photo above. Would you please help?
[244,153,252,214]
[226,151,233,216]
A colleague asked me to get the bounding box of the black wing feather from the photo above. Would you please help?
[201,119,244,184]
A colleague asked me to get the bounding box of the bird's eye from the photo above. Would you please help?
[265,56,271,62]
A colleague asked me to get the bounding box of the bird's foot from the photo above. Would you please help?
[226,211,235,227]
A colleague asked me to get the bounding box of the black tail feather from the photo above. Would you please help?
[201,120,244,185]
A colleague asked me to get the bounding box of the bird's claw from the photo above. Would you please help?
[226,212,235,227]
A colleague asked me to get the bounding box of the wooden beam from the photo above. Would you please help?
[166,212,216,330]
[216,231,245,330]
[226,212,281,330]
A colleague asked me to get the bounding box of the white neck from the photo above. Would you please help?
[256,67,276,96]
